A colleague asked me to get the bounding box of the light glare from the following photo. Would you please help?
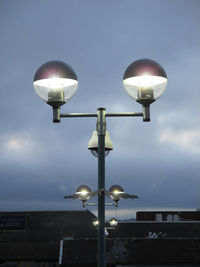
[93,219,99,226]
[109,218,118,226]
[34,77,77,89]
[76,190,89,196]
[113,190,123,195]
[123,75,167,101]
[33,78,78,102]
[124,76,167,87]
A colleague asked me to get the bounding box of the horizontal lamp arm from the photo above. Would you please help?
[85,203,116,206]
[106,112,143,117]
[59,110,147,123]
[60,113,97,118]
[60,112,143,118]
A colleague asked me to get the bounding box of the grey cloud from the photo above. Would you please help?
[0,0,199,218]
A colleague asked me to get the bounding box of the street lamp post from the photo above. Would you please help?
[97,107,106,267]
[33,58,167,267]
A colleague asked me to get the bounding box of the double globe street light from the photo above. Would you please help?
[93,217,118,232]
[64,184,139,207]
[33,58,167,267]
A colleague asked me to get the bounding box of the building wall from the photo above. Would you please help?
[1,211,200,266]
[0,211,96,265]
[0,262,59,267]
[136,211,200,221]
[61,238,200,266]
[108,221,200,239]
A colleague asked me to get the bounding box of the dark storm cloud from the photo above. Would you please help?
[0,0,199,218]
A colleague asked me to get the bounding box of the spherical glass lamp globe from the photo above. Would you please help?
[109,218,118,227]
[123,59,167,104]
[33,60,78,107]
[93,218,99,227]
[109,185,124,195]
[75,185,92,197]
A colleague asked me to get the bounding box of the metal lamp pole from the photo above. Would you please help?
[97,107,106,267]
[96,108,143,267]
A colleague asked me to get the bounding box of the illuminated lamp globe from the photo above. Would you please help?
[75,185,92,197]
[33,60,78,108]
[93,218,99,227]
[109,218,118,227]
[88,130,113,157]
[109,185,124,196]
[123,59,167,105]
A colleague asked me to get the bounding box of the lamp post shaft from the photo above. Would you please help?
[97,108,106,267]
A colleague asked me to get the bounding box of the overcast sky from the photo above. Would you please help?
[0,0,199,219]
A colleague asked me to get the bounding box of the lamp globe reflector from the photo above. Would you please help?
[33,60,78,107]
[123,59,167,104]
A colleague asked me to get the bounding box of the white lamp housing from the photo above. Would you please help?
[88,130,113,157]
